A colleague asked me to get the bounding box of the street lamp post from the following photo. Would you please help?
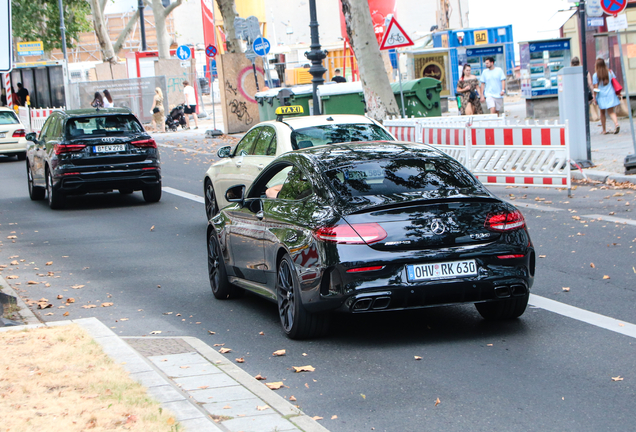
[138,0,147,51]
[304,0,326,115]
[57,0,67,60]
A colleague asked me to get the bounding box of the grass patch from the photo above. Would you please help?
[0,324,180,432]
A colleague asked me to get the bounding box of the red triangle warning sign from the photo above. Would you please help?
[379,17,414,50]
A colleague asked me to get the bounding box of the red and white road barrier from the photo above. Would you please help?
[3,73,12,107]
[30,108,57,133]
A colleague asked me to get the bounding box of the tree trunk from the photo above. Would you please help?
[215,0,241,54]
[87,0,117,63]
[113,9,140,54]
[340,0,399,122]
[149,0,183,59]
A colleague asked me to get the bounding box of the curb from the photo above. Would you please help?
[572,169,636,185]
[0,274,41,325]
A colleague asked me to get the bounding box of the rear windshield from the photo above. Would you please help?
[325,158,477,198]
[0,111,19,125]
[66,115,143,138]
[290,124,393,149]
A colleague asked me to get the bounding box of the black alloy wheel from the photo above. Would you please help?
[207,227,239,299]
[205,179,218,220]
[27,161,45,200]
[46,168,65,209]
[276,254,329,339]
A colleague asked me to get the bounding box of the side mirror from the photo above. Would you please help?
[225,184,246,205]
[217,145,232,158]
[25,132,37,142]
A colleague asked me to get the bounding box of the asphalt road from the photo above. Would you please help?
[1,135,635,432]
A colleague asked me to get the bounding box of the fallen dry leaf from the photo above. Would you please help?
[63,311,69,317]
[219,347,232,354]
[259,331,264,335]
[256,405,269,411]
[82,304,97,309]
[590,263,595,268]
[289,395,297,401]
[6,236,16,239]
[272,349,286,356]
[6,275,18,279]
[414,356,422,360]
[312,416,323,421]
[331,415,338,420]
[44,312,54,316]
[435,397,441,406]
[71,284,85,289]
[236,358,245,363]
[265,382,285,390]
[213,343,224,347]
[198,386,209,389]
[562,287,570,292]
[149,330,162,335]
[27,281,39,285]
[150,225,155,231]
[10,260,18,265]
[44,283,51,287]
[180,366,190,369]
[603,275,610,280]
[57,295,63,299]
[101,302,113,307]
[208,330,216,335]
[46,261,53,266]
[66,298,75,303]
[223,405,231,409]
[293,365,315,373]
[538,255,546,258]
[611,376,624,381]
[254,374,266,380]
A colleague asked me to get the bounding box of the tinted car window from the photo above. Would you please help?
[325,158,477,197]
[48,116,62,140]
[39,117,54,140]
[290,124,393,148]
[0,111,19,125]
[252,126,276,156]
[266,134,277,156]
[65,115,143,138]
[278,167,313,200]
[234,128,260,156]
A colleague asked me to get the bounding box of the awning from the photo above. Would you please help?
[538,8,578,33]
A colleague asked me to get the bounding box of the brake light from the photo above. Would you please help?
[497,254,525,259]
[54,144,86,155]
[315,223,387,244]
[131,139,157,148]
[12,129,25,137]
[346,266,385,273]
[484,210,525,232]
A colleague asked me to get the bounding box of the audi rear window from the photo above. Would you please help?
[291,124,393,149]
[66,115,144,138]
[325,158,477,198]
[0,111,19,125]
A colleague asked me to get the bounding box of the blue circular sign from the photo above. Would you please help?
[252,37,271,56]
[206,45,218,58]
[601,0,627,15]
[176,45,191,61]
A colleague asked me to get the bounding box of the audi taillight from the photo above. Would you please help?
[54,144,86,155]
[484,210,526,232]
[12,129,25,137]
[131,139,157,148]
[315,223,387,245]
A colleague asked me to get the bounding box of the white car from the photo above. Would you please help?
[203,109,396,219]
[0,107,28,160]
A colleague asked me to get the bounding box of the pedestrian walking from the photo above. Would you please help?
[592,58,620,135]
[91,92,104,108]
[150,87,165,133]
[456,64,483,116]
[332,68,347,83]
[182,80,199,130]
[479,57,506,115]
[103,89,114,108]
[16,83,29,107]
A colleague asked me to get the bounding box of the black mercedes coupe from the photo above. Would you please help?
[207,142,535,339]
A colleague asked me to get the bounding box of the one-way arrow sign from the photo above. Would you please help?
[379,17,414,50]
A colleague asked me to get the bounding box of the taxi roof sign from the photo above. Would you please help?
[275,105,303,116]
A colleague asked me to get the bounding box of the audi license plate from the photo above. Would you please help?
[407,259,477,282]
[94,144,126,153]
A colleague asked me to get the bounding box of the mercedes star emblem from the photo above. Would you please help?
[430,219,446,235]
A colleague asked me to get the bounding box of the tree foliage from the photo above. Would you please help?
[11,0,92,53]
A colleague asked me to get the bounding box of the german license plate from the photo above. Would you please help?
[407,259,477,282]
[0,132,5,138]
[93,144,125,153]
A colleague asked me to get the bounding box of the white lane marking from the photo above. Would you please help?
[582,214,636,226]
[530,294,636,339]
[163,186,636,338]
[163,186,205,203]
[158,143,216,155]
[504,200,565,212]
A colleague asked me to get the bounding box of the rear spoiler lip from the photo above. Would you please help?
[344,195,502,216]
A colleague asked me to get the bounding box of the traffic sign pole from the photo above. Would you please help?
[205,45,222,137]
[616,31,636,155]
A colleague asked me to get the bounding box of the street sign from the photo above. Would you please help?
[0,0,11,73]
[176,45,191,61]
[252,37,271,56]
[180,61,191,68]
[244,48,257,61]
[587,17,605,27]
[607,13,628,31]
[17,41,43,56]
[205,44,217,58]
[587,0,604,17]
[601,0,627,16]
[379,17,414,50]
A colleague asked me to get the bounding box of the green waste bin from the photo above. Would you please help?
[255,85,315,121]
[318,82,366,115]
[390,78,442,118]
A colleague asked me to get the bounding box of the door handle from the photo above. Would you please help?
[235,160,242,167]
[257,164,264,170]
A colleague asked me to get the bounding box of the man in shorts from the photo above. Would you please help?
[479,57,506,115]
[182,80,199,129]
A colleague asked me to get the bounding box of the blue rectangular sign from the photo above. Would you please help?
[466,46,504,57]
[529,40,570,52]
[531,88,558,97]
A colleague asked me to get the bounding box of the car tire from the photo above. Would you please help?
[27,161,45,201]
[276,253,329,340]
[16,152,26,161]
[142,182,162,203]
[204,179,218,220]
[475,293,529,320]
[46,167,65,209]
[207,227,241,299]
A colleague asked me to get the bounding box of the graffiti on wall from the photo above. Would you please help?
[228,99,253,125]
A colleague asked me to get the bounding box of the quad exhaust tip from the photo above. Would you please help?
[494,284,527,298]
[352,296,392,312]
